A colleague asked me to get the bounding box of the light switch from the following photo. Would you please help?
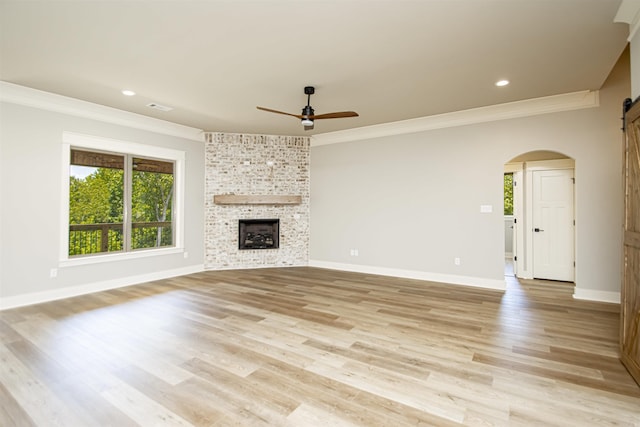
[480,205,493,213]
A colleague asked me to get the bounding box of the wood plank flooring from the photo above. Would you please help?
[1,267,639,426]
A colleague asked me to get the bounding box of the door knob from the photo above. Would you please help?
[534,228,544,232]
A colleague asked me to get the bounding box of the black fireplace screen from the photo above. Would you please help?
[238,219,279,250]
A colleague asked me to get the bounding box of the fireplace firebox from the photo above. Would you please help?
[238,219,279,250]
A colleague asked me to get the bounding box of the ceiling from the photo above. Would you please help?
[0,0,630,137]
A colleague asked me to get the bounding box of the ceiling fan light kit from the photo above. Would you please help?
[257,86,358,130]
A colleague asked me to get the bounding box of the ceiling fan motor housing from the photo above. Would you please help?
[301,104,314,126]
[301,105,314,117]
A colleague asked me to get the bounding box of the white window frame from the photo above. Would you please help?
[60,132,185,267]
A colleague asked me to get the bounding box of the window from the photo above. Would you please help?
[69,150,125,255]
[504,173,514,215]
[62,132,184,263]
[130,157,174,250]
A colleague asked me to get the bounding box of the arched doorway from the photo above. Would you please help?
[505,151,575,282]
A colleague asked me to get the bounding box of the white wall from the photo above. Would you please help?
[0,89,205,308]
[310,48,629,300]
[504,216,513,257]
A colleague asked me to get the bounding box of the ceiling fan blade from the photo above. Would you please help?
[256,106,303,119]
[311,111,359,120]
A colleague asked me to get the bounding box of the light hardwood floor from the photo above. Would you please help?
[1,267,639,426]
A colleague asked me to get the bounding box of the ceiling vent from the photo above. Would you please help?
[146,102,173,112]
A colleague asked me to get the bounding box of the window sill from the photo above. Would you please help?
[59,247,183,268]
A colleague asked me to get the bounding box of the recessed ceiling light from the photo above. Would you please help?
[495,80,510,87]
[121,89,136,96]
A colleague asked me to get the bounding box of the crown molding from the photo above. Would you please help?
[0,81,600,146]
[0,81,204,142]
[615,0,640,41]
[311,90,599,147]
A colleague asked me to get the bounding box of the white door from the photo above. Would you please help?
[532,169,574,281]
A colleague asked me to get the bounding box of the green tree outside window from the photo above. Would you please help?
[69,149,174,256]
[504,173,514,215]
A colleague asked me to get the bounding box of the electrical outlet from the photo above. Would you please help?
[50,268,58,278]
[454,257,461,266]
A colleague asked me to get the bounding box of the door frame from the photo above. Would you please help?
[505,163,522,276]
[506,158,575,280]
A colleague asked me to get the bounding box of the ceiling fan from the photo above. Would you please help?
[257,86,358,130]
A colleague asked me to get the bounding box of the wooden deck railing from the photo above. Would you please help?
[69,222,171,255]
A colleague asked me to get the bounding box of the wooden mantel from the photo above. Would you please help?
[213,194,302,205]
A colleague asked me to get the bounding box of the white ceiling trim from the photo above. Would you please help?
[0,81,204,142]
[1,81,600,146]
[311,90,599,147]
[615,0,640,41]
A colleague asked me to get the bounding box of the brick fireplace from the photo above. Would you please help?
[204,133,309,269]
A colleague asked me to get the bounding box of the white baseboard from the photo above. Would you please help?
[308,260,506,291]
[573,288,620,304]
[0,264,205,310]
